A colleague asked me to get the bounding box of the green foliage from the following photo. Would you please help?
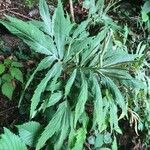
[0,128,27,150]
[0,0,149,149]
[0,58,23,100]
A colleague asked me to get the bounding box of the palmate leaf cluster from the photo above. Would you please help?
[0,0,148,149]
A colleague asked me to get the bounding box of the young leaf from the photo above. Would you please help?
[10,67,23,83]
[74,71,88,127]
[0,128,27,150]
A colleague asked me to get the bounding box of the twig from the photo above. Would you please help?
[69,0,75,22]
[85,142,92,150]
[8,10,32,20]
[0,8,18,13]
[0,104,27,115]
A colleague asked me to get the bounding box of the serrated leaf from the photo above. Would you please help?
[46,91,63,108]
[0,64,5,75]
[36,101,67,150]
[2,82,15,100]
[53,0,72,59]
[54,105,70,150]
[17,121,42,147]
[30,63,62,118]
[19,56,55,107]
[39,0,52,36]
[92,76,104,132]
[10,67,23,83]
[0,16,57,56]
[65,69,77,97]
[0,128,27,150]
[74,71,88,127]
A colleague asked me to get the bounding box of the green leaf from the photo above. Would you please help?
[46,91,63,108]
[73,20,89,39]
[53,0,72,59]
[2,74,13,82]
[17,121,42,147]
[11,62,23,68]
[111,136,117,150]
[54,105,70,150]
[0,128,27,150]
[92,76,104,132]
[0,16,57,57]
[74,72,88,127]
[65,69,77,97]
[25,56,55,90]
[2,82,15,100]
[141,11,149,22]
[36,101,67,150]
[72,128,87,150]
[39,0,52,36]
[10,67,23,83]
[142,1,150,14]
[30,63,62,118]
[0,64,5,75]
[102,76,127,115]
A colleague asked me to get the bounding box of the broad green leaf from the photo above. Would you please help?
[65,69,77,97]
[10,67,23,83]
[0,128,27,150]
[0,64,5,75]
[2,82,15,100]
[142,1,150,14]
[2,74,13,82]
[30,63,62,118]
[17,121,42,147]
[74,72,88,127]
[36,101,67,150]
[0,16,57,57]
[39,0,52,36]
